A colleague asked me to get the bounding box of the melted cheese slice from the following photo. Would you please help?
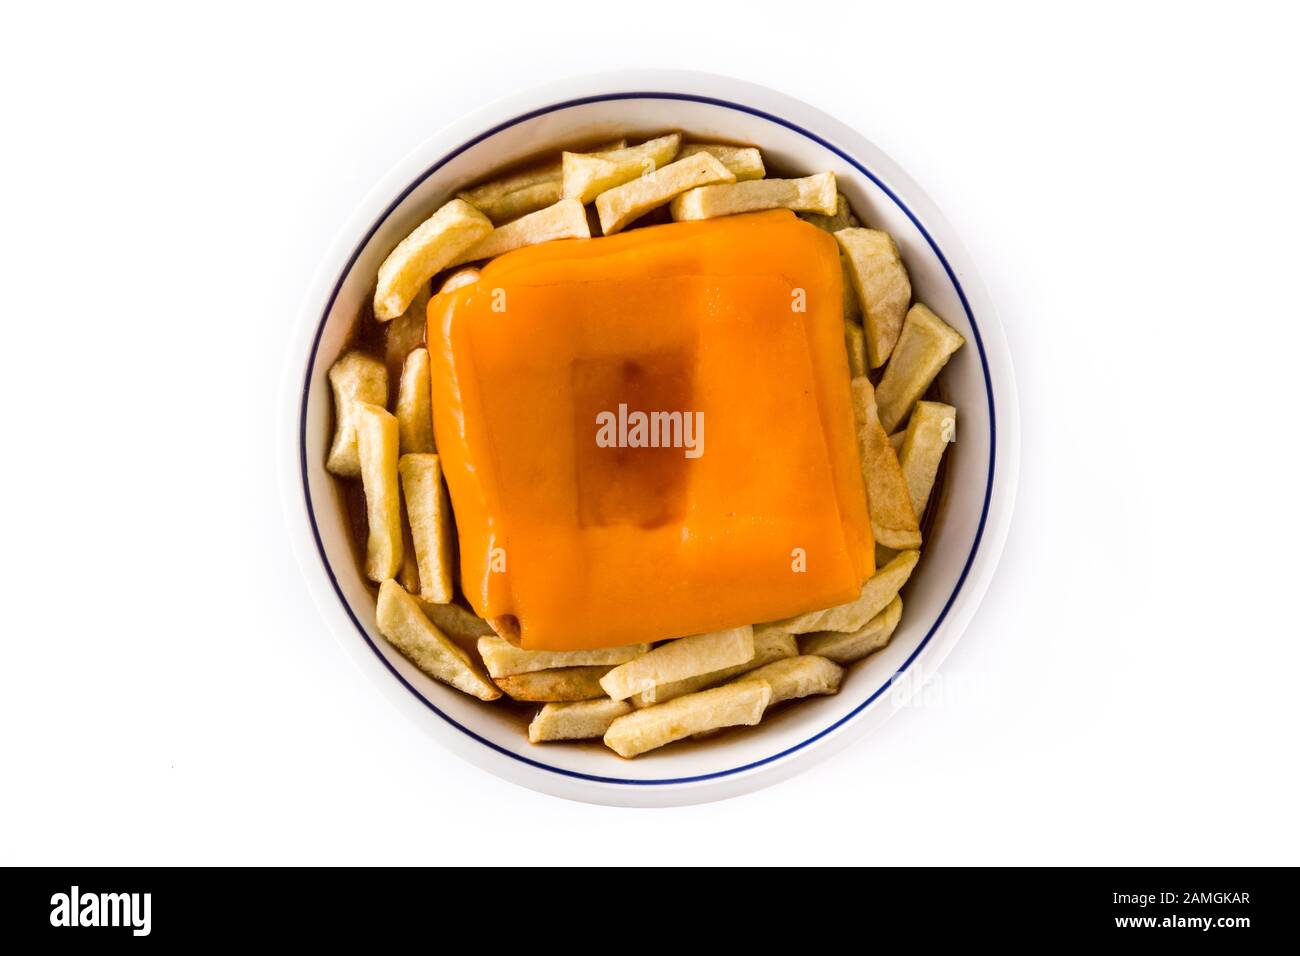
[428,210,872,649]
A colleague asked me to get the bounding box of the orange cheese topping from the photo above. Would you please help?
[427,210,873,649]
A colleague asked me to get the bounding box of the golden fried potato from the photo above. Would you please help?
[487,615,520,644]
[418,599,495,640]
[596,152,735,234]
[800,596,903,664]
[735,655,844,704]
[851,376,921,550]
[899,401,957,518]
[383,270,473,391]
[472,180,560,226]
[459,166,560,225]
[450,198,589,265]
[477,636,651,679]
[373,199,493,320]
[801,192,860,233]
[835,228,911,368]
[384,284,430,382]
[396,348,435,454]
[632,626,797,707]
[529,698,632,743]
[437,266,481,293]
[669,172,837,221]
[845,320,868,378]
[888,430,906,453]
[325,351,388,477]
[604,682,772,758]
[398,515,420,594]
[354,402,403,581]
[875,304,966,433]
[457,139,626,223]
[397,453,454,603]
[677,143,765,181]
[776,550,919,634]
[494,666,612,702]
[841,254,862,321]
[600,626,754,702]
[375,580,500,700]
[562,134,682,204]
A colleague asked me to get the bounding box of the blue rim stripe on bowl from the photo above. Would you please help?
[299,92,997,786]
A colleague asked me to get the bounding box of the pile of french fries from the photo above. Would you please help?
[324,132,966,757]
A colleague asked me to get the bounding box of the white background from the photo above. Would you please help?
[2,1,1297,865]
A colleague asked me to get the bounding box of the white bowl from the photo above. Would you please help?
[278,70,1019,807]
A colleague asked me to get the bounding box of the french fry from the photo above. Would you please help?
[375,579,500,700]
[397,453,454,603]
[801,192,860,233]
[800,596,903,664]
[398,514,420,594]
[373,199,492,321]
[600,626,754,702]
[899,401,957,518]
[438,266,481,293]
[586,138,631,153]
[835,228,911,368]
[326,352,389,478]
[851,376,921,550]
[488,614,520,644]
[418,599,495,640]
[735,655,844,704]
[450,198,590,265]
[396,348,435,454]
[529,698,632,743]
[875,304,966,434]
[494,666,612,702]
[354,403,403,581]
[457,139,626,223]
[845,320,868,377]
[670,171,837,221]
[775,550,919,634]
[386,270,473,395]
[888,430,906,453]
[384,284,430,383]
[470,180,560,226]
[562,134,682,204]
[477,636,651,679]
[632,627,797,707]
[596,152,735,234]
[604,681,772,758]
[841,255,862,321]
[677,143,765,181]
[459,165,560,225]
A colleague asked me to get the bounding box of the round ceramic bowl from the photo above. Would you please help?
[279,70,1019,807]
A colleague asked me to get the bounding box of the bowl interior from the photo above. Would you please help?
[300,94,994,785]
